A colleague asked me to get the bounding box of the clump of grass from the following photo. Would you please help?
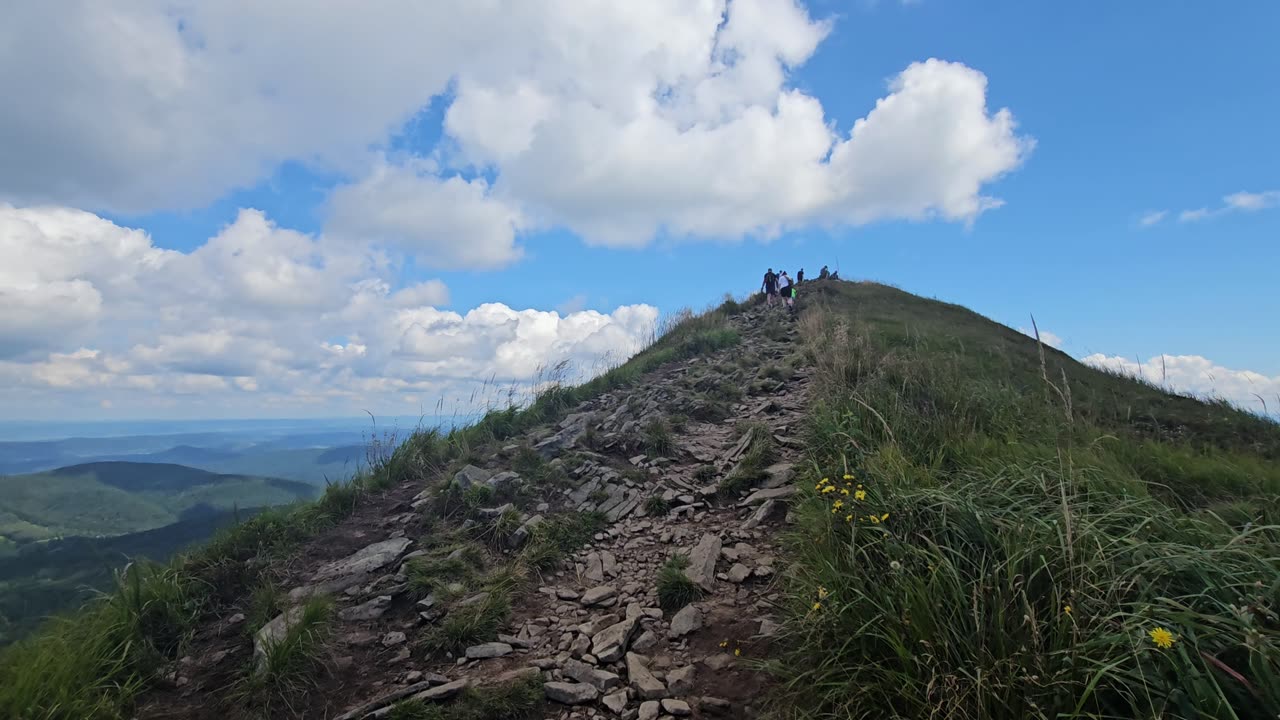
[669,413,689,432]
[475,507,524,550]
[719,423,776,495]
[247,580,285,633]
[642,417,675,457]
[645,496,671,516]
[0,562,201,720]
[422,586,511,654]
[237,595,334,713]
[693,465,717,483]
[688,395,730,423]
[406,544,485,598]
[520,511,607,571]
[657,555,702,611]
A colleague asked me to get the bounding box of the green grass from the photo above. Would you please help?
[657,554,702,611]
[642,417,675,457]
[718,423,776,495]
[766,281,1280,720]
[236,595,334,714]
[520,511,608,571]
[387,675,544,720]
[421,584,513,655]
[645,495,671,516]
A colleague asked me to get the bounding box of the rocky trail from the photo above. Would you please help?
[139,304,812,720]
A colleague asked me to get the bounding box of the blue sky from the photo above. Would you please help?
[1,0,1277,421]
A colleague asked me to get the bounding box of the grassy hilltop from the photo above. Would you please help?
[1,279,1276,720]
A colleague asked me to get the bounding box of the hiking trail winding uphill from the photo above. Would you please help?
[139,302,812,720]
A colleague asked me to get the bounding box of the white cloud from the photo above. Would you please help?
[1138,210,1167,227]
[2,1,1031,257]
[1082,353,1280,416]
[326,161,524,270]
[1019,327,1063,348]
[0,205,657,418]
[1174,190,1280,223]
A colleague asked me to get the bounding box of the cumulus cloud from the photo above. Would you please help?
[2,1,1031,257]
[1083,353,1280,416]
[0,206,657,418]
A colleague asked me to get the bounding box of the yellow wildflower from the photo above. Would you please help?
[812,601,822,611]
[821,486,835,494]
[719,640,729,648]
[845,513,854,522]
[880,513,889,522]
[1149,627,1176,649]
[1063,605,1072,615]
[817,586,829,599]
[840,488,850,496]
[868,514,880,524]
[854,489,867,501]
[734,647,742,657]
[857,484,863,489]
[832,500,844,510]
[843,474,854,480]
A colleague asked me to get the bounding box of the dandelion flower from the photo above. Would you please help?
[1149,627,1176,649]
[889,560,902,571]
[854,490,867,501]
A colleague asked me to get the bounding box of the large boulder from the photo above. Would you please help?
[312,538,413,583]
[684,533,721,592]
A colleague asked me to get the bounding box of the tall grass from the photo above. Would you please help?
[767,301,1280,719]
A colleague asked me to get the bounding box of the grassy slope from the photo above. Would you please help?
[0,462,316,542]
[771,280,1280,719]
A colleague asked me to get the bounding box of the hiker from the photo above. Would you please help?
[779,271,794,309]
[761,267,779,306]
[830,270,839,280]
[818,265,829,280]
[796,268,805,284]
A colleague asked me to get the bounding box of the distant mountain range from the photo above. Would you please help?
[0,461,317,543]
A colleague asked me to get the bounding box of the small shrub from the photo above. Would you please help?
[645,496,670,515]
[642,418,675,457]
[657,555,702,611]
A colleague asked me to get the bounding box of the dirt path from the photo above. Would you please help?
[139,304,811,720]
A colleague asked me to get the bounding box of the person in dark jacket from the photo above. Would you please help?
[761,268,779,306]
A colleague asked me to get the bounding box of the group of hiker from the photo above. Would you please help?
[760,265,836,310]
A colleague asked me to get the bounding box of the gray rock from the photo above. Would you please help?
[742,498,787,529]
[638,700,661,720]
[625,652,667,700]
[684,534,721,592]
[563,658,622,692]
[581,585,618,606]
[556,588,581,601]
[700,696,732,715]
[544,681,600,705]
[762,462,796,489]
[666,665,695,695]
[703,653,734,670]
[758,618,781,637]
[312,538,413,583]
[465,642,513,659]
[338,594,393,622]
[662,698,692,716]
[603,689,629,714]
[727,563,752,583]
[508,514,543,549]
[631,629,659,652]
[487,471,522,492]
[738,486,797,506]
[412,679,469,701]
[453,464,492,490]
[253,606,305,672]
[668,605,702,638]
[591,616,640,663]
[382,631,407,647]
